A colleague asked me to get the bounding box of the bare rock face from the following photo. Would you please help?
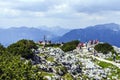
[34,44,120,79]
[32,55,42,65]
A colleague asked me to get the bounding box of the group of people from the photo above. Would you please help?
[77,40,118,62]
[76,40,99,57]
[77,40,99,50]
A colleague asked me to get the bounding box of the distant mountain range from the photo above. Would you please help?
[58,23,120,47]
[39,26,70,36]
[0,26,70,46]
[1,23,120,47]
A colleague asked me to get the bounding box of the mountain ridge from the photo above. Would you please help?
[0,23,120,47]
[58,23,120,47]
[0,27,55,46]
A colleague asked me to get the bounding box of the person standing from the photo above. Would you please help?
[113,53,116,62]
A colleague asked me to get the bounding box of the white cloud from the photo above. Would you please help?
[19,0,45,2]
[0,0,120,28]
[71,0,120,13]
[0,8,21,18]
[51,4,69,13]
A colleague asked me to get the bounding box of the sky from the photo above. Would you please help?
[0,0,120,29]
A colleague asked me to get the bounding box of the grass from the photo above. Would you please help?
[45,44,61,48]
[75,61,82,66]
[46,57,54,62]
[106,55,120,62]
[81,74,89,80]
[108,68,120,79]
[38,53,45,57]
[54,65,67,75]
[95,60,120,79]
[106,57,113,61]
[62,73,73,80]
[41,71,54,77]
[97,61,114,68]
[116,55,120,60]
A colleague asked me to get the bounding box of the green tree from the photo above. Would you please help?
[0,52,43,80]
[0,43,6,55]
[7,39,38,59]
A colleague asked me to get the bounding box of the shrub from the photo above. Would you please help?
[0,52,43,80]
[7,39,38,59]
[61,40,79,52]
[0,44,6,54]
[45,43,61,47]
[94,43,114,54]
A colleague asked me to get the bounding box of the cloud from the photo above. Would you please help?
[1,0,120,13]
[0,0,120,28]
[71,0,120,13]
